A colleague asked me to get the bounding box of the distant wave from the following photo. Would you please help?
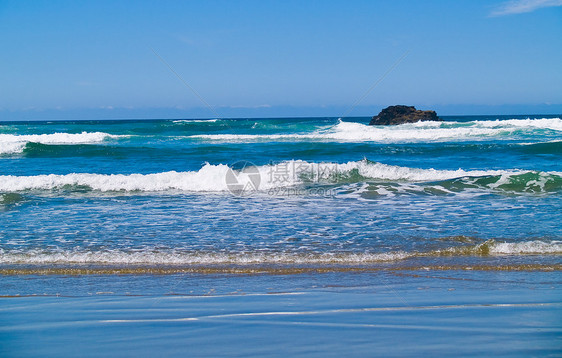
[188,118,562,143]
[515,139,562,155]
[474,118,562,131]
[172,119,220,123]
[17,139,562,158]
[4,118,558,151]
[0,160,560,194]
[1,240,560,266]
[518,139,562,145]
[0,132,124,154]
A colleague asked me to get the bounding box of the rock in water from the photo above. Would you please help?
[369,105,440,125]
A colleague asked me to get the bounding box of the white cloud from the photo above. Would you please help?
[491,0,562,16]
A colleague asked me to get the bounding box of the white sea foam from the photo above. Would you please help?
[0,249,409,265]
[173,119,220,123]
[0,164,234,192]
[517,139,562,146]
[1,240,560,265]
[489,240,562,255]
[475,118,562,131]
[0,160,557,193]
[189,118,562,143]
[0,132,124,154]
[333,160,513,181]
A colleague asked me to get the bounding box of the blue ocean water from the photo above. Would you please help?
[1,115,562,356]
[0,115,561,272]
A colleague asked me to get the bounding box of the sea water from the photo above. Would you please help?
[0,116,561,356]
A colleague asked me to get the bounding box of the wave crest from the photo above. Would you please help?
[0,132,124,154]
[0,160,560,194]
[189,118,562,143]
[1,240,559,266]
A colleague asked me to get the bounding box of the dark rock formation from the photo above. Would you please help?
[369,105,440,125]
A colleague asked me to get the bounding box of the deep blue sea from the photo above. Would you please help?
[1,115,561,356]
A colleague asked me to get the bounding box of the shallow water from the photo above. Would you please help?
[1,271,561,357]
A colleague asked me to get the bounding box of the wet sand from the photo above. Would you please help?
[1,269,560,357]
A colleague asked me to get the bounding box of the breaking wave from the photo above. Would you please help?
[172,119,220,123]
[0,132,124,154]
[1,240,560,266]
[0,160,560,195]
[189,118,562,143]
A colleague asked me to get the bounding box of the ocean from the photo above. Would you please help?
[1,115,561,356]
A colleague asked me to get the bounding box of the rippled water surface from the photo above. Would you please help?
[1,116,561,356]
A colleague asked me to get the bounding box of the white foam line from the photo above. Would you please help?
[97,302,561,324]
[0,132,126,154]
[165,292,307,300]
[1,300,559,332]
[188,118,562,143]
[173,119,220,123]
[1,160,556,193]
[2,240,561,265]
[517,139,562,146]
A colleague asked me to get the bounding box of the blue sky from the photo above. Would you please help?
[1,0,561,119]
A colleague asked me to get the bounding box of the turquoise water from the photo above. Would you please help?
[1,115,561,356]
